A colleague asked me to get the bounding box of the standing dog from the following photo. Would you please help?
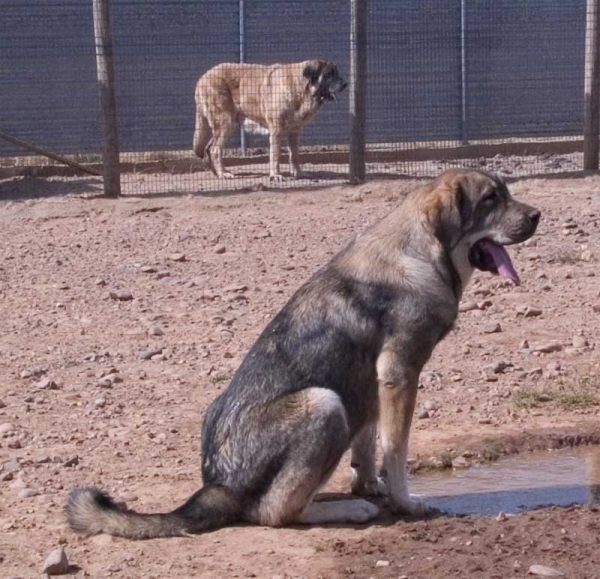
[193,59,347,181]
[66,169,540,539]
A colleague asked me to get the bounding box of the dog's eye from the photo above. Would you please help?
[481,190,498,204]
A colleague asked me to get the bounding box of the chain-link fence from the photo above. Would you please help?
[0,0,592,197]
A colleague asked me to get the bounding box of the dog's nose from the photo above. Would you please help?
[528,209,541,227]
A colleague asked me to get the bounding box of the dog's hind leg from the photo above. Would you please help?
[193,108,212,160]
[250,388,379,527]
[350,422,386,497]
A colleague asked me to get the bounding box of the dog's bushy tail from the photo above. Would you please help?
[193,99,212,159]
[66,485,241,540]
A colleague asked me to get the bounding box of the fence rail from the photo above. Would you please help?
[0,0,597,196]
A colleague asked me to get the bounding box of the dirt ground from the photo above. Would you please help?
[0,171,599,578]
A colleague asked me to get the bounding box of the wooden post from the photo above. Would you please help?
[584,0,600,171]
[93,0,121,197]
[349,0,367,184]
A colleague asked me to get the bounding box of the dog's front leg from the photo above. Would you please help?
[288,132,305,179]
[377,354,426,516]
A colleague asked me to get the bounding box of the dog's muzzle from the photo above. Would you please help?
[468,207,540,286]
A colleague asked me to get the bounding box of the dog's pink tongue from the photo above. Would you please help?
[481,240,520,285]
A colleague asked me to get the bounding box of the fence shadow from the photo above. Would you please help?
[0,176,103,201]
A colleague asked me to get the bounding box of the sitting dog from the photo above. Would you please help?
[66,169,540,538]
[193,59,347,181]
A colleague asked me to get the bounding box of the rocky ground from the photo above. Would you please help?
[0,172,599,578]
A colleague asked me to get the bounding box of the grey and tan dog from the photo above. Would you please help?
[193,59,347,181]
[66,169,540,539]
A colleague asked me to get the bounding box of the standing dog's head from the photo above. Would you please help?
[422,169,541,286]
[303,59,347,103]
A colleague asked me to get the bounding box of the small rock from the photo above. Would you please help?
[36,377,58,390]
[156,270,171,279]
[423,400,438,411]
[452,456,470,469]
[18,488,40,499]
[148,325,164,336]
[459,301,479,313]
[63,456,80,468]
[213,244,227,254]
[0,422,14,435]
[572,336,588,349]
[524,306,543,318]
[140,265,156,273]
[42,547,69,575]
[531,342,562,354]
[375,560,390,568]
[592,304,600,313]
[168,253,186,262]
[488,361,510,374]
[528,564,565,577]
[496,511,508,521]
[95,278,107,286]
[139,348,162,360]
[519,339,530,349]
[109,290,133,301]
[94,398,107,408]
[483,323,502,334]
[417,409,430,420]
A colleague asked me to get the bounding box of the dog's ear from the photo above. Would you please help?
[424,177,470,246]
[303,59,325,85]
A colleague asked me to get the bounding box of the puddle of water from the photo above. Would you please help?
[411,446,600,516]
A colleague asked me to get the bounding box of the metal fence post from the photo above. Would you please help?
[349,0,367,184]
[584,0,600,170]
[239,0,247,156]
[93,0,121,197]
[460,0,469,145]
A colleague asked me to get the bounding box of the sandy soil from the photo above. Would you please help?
[0,172,599,578]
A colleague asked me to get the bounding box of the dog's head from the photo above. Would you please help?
[303,59,347,103]
[423,169,541,286]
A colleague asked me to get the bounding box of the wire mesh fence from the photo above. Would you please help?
[0,0,593,198]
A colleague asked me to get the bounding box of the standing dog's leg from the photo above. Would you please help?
[350,422,385,497]
[377,351,426,516]
[288,131,305,179]
[268,129,285,182]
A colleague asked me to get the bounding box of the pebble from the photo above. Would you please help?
[139,348,162,360]
[524,306,543,318]
[157,270,171,279]
[459,301,479,313]
[452,456,469,469]
[168,253,186,262]
[531,342,562,354]
[148,325,164,336]
[375,560,390,568]
[528,564,565,577]
[213,244,227,254]
[496,511,508,522]
[483,323,502,334]
[572,336,588,349]
[423,400,438,411]
[417,409,430,420]
[36,377,58,390]
[140,265,156,273]
[109,289,133,301]
[488,361,510,374]
[0,422,14,435]
[18,488,40,499]
[94,397,107,408]
[42,547,69,575]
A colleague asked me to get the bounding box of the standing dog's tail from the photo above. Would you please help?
[193,96,212,160]
[66,484,241,539]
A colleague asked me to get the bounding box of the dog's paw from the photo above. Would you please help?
[388,494,430,518]
[351,474,387,498]
[344,499,380,524]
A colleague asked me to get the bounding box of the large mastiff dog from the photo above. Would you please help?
[193,59,347,181]
[67,169,540,539]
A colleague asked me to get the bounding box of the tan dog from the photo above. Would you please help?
[66,170,540,539]
[193,59,347,181]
